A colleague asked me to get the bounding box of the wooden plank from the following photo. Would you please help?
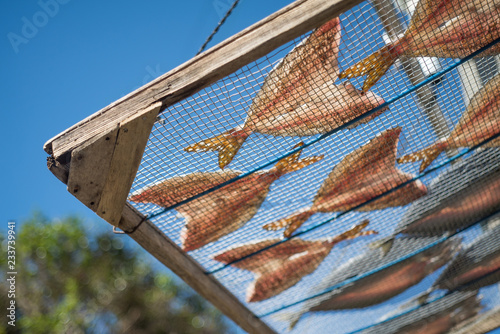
[119,204,277,334]
[47,156,70,184]
[97,102,162,226]
[66,125,119,211]
[44,0,363,161]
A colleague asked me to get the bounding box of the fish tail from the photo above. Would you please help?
[368,236,395,257]
[404,289,433,309]
[262,209,314,238]
[339,44,400,92]
[289,314,303,330]
[333,219,378,244]
[184,129,249,169]
[275,142,324,174]
[128,192,145,203]
[397,141,447,173]
[269,311,303,330]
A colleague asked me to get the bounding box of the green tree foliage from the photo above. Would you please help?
[0,213,229,333]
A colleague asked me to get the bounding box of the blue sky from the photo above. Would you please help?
[3,1,500,333]
[1,1,290,331]
[1,0,291,228]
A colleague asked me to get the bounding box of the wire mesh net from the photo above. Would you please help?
[127,0,500,332]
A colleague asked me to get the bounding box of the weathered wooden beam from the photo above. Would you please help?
[67,125,119,212]
[119,204,277,334]
[96,102,161,225]
[66,103,161,226]
[44,0,363,161]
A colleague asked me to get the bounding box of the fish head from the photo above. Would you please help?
[339,82,389,125]
[382,126,402,141]
[408,178,429,201]
[363,89,388,111]
[363,126,402,153]
[128,188,153,203]
[315,17,341,36]
[246,246,331,302]
[355,87,389,125]
[246,273,275,303]
[180,225,205,252]
[246,276,267,303]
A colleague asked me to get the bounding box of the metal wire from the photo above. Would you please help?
[258,206,500,318]
[208,128,500,275]
[128,1,500,332]
[196,0,240,55]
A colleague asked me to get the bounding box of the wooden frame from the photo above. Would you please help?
[43,0,362,332]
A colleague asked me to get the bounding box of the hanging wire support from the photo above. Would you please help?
[196,0,240,55]
[113,214,149,234]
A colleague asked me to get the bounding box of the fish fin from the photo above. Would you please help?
[184,129,249,169]
[368,236,395,257]
[333,219,378,243]
[263,210,314,238]
[289,315,302,331]
[269,311,294,323]
[401,290,433,310]
[339,45,399,92]
[275,142,324,174]
[269,311,303,330]
[397,142,446,173]
[417,291,431,305]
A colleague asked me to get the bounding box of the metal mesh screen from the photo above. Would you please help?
[128,0,500,332]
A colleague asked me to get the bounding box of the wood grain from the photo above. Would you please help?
[97,102,162,226]
[67,126,119,211]
[43,0,364,331]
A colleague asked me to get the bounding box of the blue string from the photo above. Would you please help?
[347,266,500,334]
[347,293,449,334]
[207,129,500,275]
[257,207,500,318]
[144,35,500,223]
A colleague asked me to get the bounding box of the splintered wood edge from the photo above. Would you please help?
[120,204,277,334]
[44,0,363,160]
[66,102,161,225]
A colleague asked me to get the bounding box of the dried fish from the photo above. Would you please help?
[185,18,388,169]
[263,127,427,237]
[129,143,323,251]
[374,148,500,253]
[340,0,500,91]
[360,291,481,334]
[450,305,500,334]
[288,237,461,329]
[213,220,377,302]
[433,223,500,292]
[398,74,500,172]
[398,73,500,172]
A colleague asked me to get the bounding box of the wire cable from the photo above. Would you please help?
[196,0,240,55]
